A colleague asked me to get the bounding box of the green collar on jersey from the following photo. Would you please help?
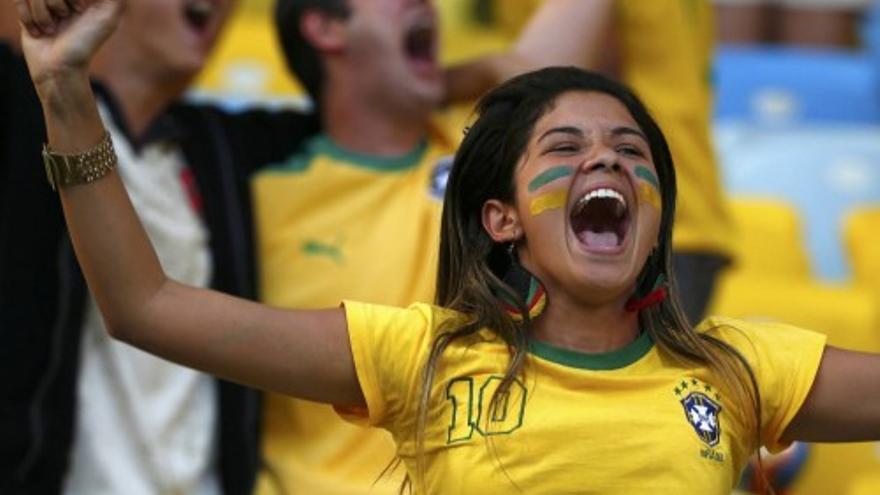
[529,331,653,370]
[311,134,428,172]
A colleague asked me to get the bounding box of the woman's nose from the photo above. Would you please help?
[582,147,622,174]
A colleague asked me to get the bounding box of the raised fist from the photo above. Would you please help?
[14,0,124,87]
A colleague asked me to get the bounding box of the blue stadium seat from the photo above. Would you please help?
[713,45,880,124]
[714,123,880,281]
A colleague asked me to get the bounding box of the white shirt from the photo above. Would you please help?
[64,103,219,495]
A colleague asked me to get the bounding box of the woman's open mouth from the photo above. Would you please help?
[570,186,630,253]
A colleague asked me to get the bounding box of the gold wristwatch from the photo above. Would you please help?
[42,132,117,191]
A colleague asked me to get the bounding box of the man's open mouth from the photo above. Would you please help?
[570,187,630,251]
[403,17,437,70]
[183,0,217,33]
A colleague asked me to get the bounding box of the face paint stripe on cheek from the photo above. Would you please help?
[635,165,660,191]
[527,165,574,193]
[638,182,662,211]
[634,165,662,211]
[529,190,568,216]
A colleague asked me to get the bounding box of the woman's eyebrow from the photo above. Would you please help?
[537,125,646,144]
[537,126,584,143]
[611,126,648,142]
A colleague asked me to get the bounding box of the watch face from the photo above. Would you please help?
[42,145,60,191]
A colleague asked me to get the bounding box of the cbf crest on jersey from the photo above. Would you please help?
[675,378,722,447]
[429,155,453,200]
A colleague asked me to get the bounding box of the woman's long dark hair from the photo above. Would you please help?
[410,67,764,492]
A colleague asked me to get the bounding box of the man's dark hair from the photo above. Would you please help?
[274,0,351,107]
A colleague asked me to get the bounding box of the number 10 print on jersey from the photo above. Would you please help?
[445,375,527,444]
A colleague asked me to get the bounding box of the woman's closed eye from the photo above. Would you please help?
[617,144,645,158]
[546,142,581,155]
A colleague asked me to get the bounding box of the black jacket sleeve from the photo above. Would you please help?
[0,41,85,495]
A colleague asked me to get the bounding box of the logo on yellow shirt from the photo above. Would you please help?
[301,238,345,264]
[429,156,453,201]
[675,377,723,451]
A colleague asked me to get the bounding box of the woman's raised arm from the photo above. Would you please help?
[443,0,613,103]
[15,0,363,406]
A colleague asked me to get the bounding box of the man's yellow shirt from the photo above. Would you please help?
[252,128,458,495]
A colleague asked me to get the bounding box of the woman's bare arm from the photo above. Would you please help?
[1,0,21,46]
[781,346,880,442]
[16,0,363,406]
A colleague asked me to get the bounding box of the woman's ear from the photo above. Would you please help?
[482,199,522,243]
[300,8,347,53]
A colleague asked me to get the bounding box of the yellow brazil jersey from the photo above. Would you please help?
[252,131,456,495]
[342,302,827,494]
[616,0,734,257]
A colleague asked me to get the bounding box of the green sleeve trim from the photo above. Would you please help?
[529,331,653,370]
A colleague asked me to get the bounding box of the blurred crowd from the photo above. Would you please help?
[1,1,878,495]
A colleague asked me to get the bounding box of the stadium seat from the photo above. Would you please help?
[725,198,812,280]
[850,471,880,495]
[794,443,880,495]
[714,45,880,124]
[843,206,880,293]
[709,272,879,352]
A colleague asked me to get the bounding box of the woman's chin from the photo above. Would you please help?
[557,275,636,308]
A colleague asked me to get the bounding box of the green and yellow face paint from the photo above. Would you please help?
[634,165,661,212]
[527,165,574,216]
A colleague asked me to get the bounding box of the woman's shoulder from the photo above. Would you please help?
[343,300,470,339]
[345,300,465,320]
[694,316,827,360]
